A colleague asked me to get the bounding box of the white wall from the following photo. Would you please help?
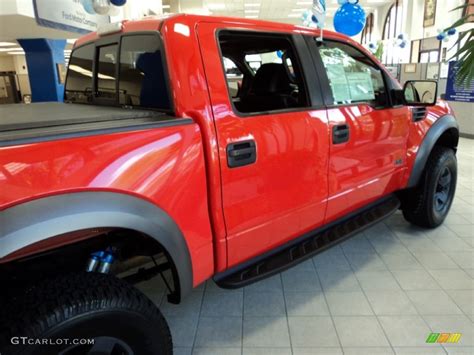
[404,0,465,41]
[0,56,15,71]
[121,0,163,20]
[13,55,27,74]
[0,0,35,17]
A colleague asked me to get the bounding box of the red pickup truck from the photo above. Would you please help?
[0,14,459,355]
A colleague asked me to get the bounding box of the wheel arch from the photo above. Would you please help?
[0,191,193,303]
[407,114,459,188]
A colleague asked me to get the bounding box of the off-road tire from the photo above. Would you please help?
[402,146,457,228]
[0,272,172,355]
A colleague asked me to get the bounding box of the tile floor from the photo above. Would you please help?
[138,138,474,355]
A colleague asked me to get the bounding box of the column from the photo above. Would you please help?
[17,38,66,102]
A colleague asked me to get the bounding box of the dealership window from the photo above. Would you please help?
[382,0,403,64]
[361,13,374,45]
[318,41,388,108]
[418,36,441,63]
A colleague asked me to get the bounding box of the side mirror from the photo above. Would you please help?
[403,80,438,106]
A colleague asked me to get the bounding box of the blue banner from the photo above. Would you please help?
[445,61,474,103]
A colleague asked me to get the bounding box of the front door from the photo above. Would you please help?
[198,24,330,267]
[309,38,410,222]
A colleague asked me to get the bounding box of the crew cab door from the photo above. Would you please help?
[198,24,329,268]
[307,37,410,222]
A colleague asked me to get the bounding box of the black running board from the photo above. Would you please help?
[214,195,400,289]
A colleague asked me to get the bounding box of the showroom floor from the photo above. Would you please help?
[138,138,474,355]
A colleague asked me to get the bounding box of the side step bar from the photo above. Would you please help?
[214,195,400,289]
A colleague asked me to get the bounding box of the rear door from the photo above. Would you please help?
[307,37,410,222]
[198,24,330,268]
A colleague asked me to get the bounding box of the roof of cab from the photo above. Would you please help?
[74,13,351,48]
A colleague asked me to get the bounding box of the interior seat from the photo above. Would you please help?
[235,63,298,113]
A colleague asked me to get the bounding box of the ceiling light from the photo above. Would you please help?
[296,1,312,4]
[288,13,303,17]
[291,8,307,12]
[162,5,170,9]
[7,52,25,55]
[207,3,225,10]
[245,9,259,13]
[0,47,22,52]
[244,3,261,7]
[245,15,259,18]
[0,42,17,47]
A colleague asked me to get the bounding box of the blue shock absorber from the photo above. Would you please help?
[86,248,115,273]
[86,251,105,272]
[98,251,115,274]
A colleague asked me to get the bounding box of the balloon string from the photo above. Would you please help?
[318,28,324,42]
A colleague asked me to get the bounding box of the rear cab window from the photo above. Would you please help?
[65,33,171,112]
[65,44,95,103]
[97,44,118,101]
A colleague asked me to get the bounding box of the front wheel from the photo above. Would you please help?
[0,272,172,355]
[402,146,457,228]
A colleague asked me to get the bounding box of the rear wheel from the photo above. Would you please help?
[0,272,172,355]
[402,146,457,228]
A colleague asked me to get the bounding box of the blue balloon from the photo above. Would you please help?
[436,33,445,41]
[110,0,126,6]
[333,3,366,37]
[81,0,95,14]
[277,50,283,58]
[447,28,456,36]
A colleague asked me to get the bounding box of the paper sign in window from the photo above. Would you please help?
[325,64,351,104]
[346,72,375,102]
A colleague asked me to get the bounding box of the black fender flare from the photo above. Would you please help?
[407,114,459,188]
[0,191,193,302]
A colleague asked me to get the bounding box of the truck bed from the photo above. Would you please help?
[0,103,186,146]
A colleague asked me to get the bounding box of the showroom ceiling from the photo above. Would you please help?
[0,0,394,57]
[197,0,393,22]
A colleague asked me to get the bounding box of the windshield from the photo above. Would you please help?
[65,34,171,111]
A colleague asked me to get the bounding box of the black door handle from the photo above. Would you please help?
[332,124,350,144]
[227,140,256,168]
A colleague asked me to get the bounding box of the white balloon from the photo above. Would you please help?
[108,5,120,16]
[93,0,111,15]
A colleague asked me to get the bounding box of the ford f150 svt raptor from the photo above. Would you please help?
[0,14,459,355]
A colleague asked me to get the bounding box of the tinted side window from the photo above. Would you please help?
[97,44,118,100]
[318,41,388,108]
[119,35,170,110]
[65,44,94,103]
[219,31,310,115]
